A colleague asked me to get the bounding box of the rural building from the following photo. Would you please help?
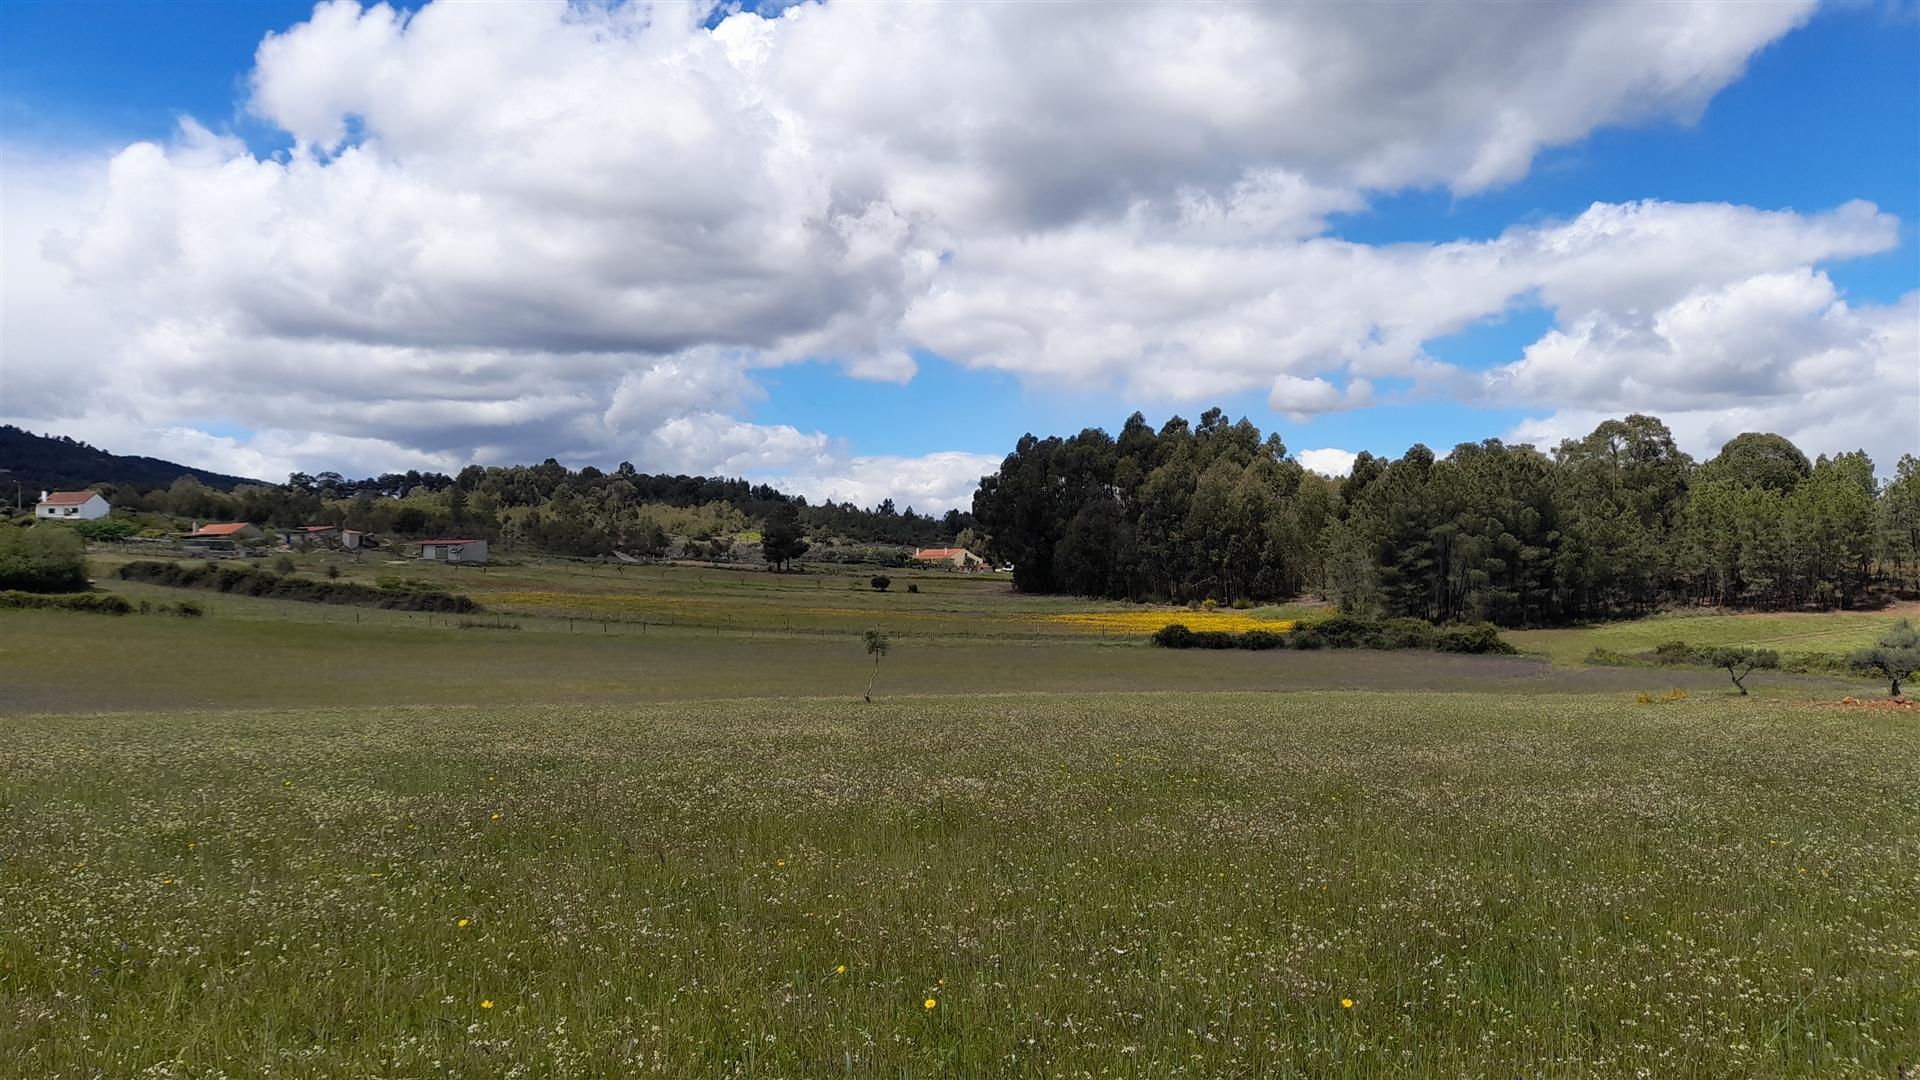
[35,490,110,520]
[912,546,987,570]
[285,524,364,550]
[418,538,489,564]
[183,521,262,556]
[285,524,339,549]
[187,522,262,542]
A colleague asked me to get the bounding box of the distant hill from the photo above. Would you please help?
[0,426,261,500]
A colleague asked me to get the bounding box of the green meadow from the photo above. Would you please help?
[3,556,1916,1076]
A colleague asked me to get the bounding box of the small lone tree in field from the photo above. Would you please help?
[869,575,891,592]
[1852,619,1920,699]
[862,628,890,702]
[1710,646,1778,696]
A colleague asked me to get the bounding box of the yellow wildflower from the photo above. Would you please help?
[457,918,470,929]
[1340,998,1354,1009]
[835,964,846,974]
[923,998,937,1010]
[481,999,495,1010]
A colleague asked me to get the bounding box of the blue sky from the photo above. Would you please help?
[1,2,1914,507]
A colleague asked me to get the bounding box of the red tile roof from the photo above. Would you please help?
[189,523,253,537]
[39,491,100,506]
[914,548,968,559]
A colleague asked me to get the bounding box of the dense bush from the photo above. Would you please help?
[0,590,131,614]
[1151,614,1513,655]
[1237,629,1286,651]
[116,561,481,613]
[1288,613,1388,650]
[0,526,90,593]
[1379,617,1439,650]
[1435,623,1515,655]
[1152,624,1196,649]
[70,518,138,541]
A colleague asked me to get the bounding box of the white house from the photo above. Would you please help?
[35,490,111,521]
[418,538,489,564]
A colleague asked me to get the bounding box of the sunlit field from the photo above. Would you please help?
[1507,606,1908,667]
[4,693,1915,1077]
[5,557,1915,1075]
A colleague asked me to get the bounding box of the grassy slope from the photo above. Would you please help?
[4,693,1915,1077]
[1507,607,1910,667]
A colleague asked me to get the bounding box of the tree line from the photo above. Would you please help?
[972,409,1920,626]
[90,459,974,555]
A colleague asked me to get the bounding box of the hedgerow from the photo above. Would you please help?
[0,590,132,614]
[115,561,481,613]
[1151,614,1514,655]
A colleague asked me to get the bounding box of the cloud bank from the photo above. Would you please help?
[3,0,1911,511]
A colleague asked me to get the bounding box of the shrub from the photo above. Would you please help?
[273,555,296,575]
[0,525,90,593]
[0,590,131,614]
[1434,623,1515,655]
[325,564,342,580]
[1191,630,1236,649]
[906,583,920,594]
[870,575,892,592]
[1379,617,1438,650]
[115,561,481,613]
[172,600,205,617]
[1291,613,1384,650]
[1237,629,1285,650]
[1651,640,1709,665]
[71,518,138,541]
[1151,623,1197,649]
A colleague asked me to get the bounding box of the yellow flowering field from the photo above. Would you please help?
[1042,609,1296,634]
[4,691,1915,1077]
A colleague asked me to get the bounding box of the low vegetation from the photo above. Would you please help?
[1851,619,1920,697]
[0,589,131,614]
[0,524,90,592]
[1152,614,1514,655]
[4,693,1914,1076]
[116,560,481,613]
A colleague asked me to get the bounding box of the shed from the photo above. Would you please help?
[418,538,489,564]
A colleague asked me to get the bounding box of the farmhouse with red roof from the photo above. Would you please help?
[35,490,110,521]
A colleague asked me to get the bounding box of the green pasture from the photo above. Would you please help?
[4,555,1914,1075]
[1508,607,1906,667]
[3,693,1915,1077]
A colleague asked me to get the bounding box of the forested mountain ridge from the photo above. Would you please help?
[0,426,259,499]
[972,409,1920,626]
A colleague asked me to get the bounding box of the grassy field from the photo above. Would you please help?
[4,694,1916,1077]
[1507,606,1910,667]
[4,555,1916,1075]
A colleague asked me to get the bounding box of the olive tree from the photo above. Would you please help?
[1709,646,1778,696]
[1852,620,1920,698]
